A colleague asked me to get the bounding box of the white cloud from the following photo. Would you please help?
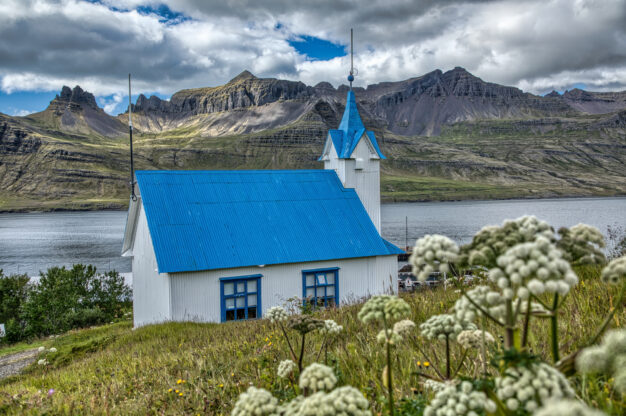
[0,0,624,112]
[99,93,125,114]
[9,108,32,117]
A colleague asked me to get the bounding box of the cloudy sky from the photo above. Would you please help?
[0,0,625,116]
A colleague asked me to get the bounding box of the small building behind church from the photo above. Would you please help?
[122,88,402,327]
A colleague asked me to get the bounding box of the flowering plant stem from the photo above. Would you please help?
[480,316,488,376]
[504,300,518,350]
[445,335,451,379]
[382,314,395,416]
[298,333,306,372]
[550,294,560,363]
[315,334,328,363]
[521,297,532,348]
[278,322,298,363]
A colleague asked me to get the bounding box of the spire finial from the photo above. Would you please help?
[347,28,354,89]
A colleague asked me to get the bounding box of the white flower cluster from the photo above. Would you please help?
[410,234,459,281]
[489,236,578,299]
[357,295,410,324]
[453,285,506,323]
[558,224,606,265]
[267,306,288,323]
[576,328,626,394]
[278,359,297,379]
[297,387,371,416]
[457,330,495,350]
[232,387,279,416]
[37,359,48,366]
[278,396,304,415]
[393,319,416,336]
[376,329,403,345]
[515,216,555,241]
[422,379,447,393]
[495,362,575,413]
[465,216,555,267]
[420,314,476,341]
[534,399,607,416]
[424,381,496,416]
[38,346,45,352]
[601,256,626,285]
[299,363,337,393]
[319,319,343,336]
[49,347,57,353]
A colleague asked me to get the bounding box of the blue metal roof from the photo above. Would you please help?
[135,170,402,273]
[319,90,386,160]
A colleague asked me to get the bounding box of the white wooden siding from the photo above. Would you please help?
[323,134,381,232]
[132,203,172,327]
[168,254,397,323]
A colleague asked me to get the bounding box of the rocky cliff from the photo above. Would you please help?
[1,69,625,211]
[27,85,127,138]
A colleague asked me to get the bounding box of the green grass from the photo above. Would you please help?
[0,271,623,415]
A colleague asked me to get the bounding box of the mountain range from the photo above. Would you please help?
[1,67,625,212]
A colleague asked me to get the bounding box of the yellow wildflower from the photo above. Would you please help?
[179,392,183,397]
[219,383,224,388]
[424,361,430,367]
[168,388,173,393]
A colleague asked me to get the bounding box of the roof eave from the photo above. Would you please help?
[121,195,142,257]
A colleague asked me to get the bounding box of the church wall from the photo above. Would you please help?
[132,204,172,327]
[167,255,398,323]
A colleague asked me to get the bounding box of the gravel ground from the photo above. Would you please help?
[0,349,39,381]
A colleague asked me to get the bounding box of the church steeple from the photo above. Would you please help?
[319,29,385,232]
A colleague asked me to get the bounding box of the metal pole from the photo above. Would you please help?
[128,74,136,201]
[405,216,408,251]
[350,28,353,75]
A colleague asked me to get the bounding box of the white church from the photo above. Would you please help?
[122,82,402,327]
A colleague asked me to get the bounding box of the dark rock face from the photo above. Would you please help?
[54,85,99,110]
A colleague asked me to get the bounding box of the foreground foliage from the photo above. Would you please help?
[0,270,622,414]
[0,265,131,343]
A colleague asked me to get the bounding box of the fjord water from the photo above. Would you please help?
[0,197,625,276]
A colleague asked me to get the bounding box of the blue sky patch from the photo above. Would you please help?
[137,4,190,24]
[0,91,170,117]
[288,35,347,61]
[0,91,57,116]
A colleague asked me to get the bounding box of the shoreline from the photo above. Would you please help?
[1,193,625,214]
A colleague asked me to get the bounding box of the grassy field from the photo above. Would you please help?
[0,268,623,415]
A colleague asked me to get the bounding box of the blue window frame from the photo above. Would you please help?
[302,267,339,309]
[220,274,262,322]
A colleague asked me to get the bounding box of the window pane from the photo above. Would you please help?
[306,288,315,298]
[225,298,235,309]
[317,274,327,285]
[236,296,245,308]
[248,294,257,307]
[224,282,234,295]
[237,309,245,320]
[326,273,335,284]
[327,285,335,296]
[306,274,315,286]
[226,310,235,321]
[237,282,245,293]
[248,307,257,319]
[316,286,326,298]
[248,280,257,292]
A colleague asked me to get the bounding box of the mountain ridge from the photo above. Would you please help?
[1,68,625,212]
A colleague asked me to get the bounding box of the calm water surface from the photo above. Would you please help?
[1,197,624,276]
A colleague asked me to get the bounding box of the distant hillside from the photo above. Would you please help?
[1,68,625,212]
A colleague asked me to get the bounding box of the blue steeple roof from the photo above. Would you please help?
[320,90,386,160]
